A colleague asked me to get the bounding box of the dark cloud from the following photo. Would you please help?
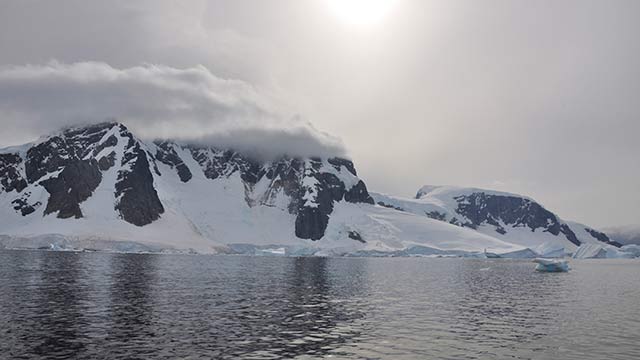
[0,61,346,159]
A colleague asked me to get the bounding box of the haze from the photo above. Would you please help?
[0,0,638,228]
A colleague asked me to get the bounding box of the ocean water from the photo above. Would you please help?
[0,250,638,359]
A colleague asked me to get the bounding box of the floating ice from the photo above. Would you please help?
[572,243,636,259]
[533,258,570,272]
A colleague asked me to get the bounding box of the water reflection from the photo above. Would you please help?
[0,251,90,359]
[31,252,89,358]
[105,253,158,357]
[146,256,369,358]
[237,257,367,358]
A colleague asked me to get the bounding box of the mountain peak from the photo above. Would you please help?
[375,185,621,252]
[0,124,374,249]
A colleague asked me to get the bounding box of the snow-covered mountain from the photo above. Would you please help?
[0,122,627,257]
[0,122,523,255]
[602,225,640,245]
[372,185,621,254]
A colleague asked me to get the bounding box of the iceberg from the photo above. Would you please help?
[534,242,567,258]
[573,243,608,259]
[500,248,539,259]
[572,243,636,259]
[533,258,570,272]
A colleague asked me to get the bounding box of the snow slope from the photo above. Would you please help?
[0,122,525,255]
[371,185,620,255]
[0,123,626,257]
[602,224,640,245]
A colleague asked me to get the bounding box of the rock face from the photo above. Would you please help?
[115,143,165,226]
[452,192,581,246]
[295,159,374,240]
[584,228,622,247]
[41,159,102,219]
[0,153,28,193]
[371,186,618,249]
[0,122,374,240]
[602,225,640,246]
[179,148,374,240]
[155,141,193,183]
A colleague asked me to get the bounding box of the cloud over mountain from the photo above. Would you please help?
[0,61,346,159]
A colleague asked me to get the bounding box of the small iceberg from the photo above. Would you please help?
[533,258,570,272]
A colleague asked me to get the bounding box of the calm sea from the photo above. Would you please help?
[0,250,639,359]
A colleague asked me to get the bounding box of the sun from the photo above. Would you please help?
[327,0,396,26]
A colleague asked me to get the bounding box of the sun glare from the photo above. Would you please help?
[328,0,396,26]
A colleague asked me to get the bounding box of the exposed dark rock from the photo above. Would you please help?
[3,122,378,244]
[378,202,405,211]
[186,146,373,240]
[559,224,581,246]
[40,159,102,219]
[93,134,118,157]
[115,145,164,226]
[11,194,42,216]
[585,228,622,248]
[425,210,446,221]
[155,141,193,182]
[295,206,330,240]
[264,158,304,214]
[328,157,357,176]
[454,192,581,245]
[345,180,375,204]
[189,147,229,180]
[98,152,117,171]
[25,137,71,183]
[295,168,373,240]
[0,153,28,193]
[348,230,365,243]
[316,173,346,201]
[295,173,342,240]
[64,122,118,153]
[25,122,118,183]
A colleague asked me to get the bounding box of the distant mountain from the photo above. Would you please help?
[0,123,626,257]
[602,225,640,245]
[372,185,621,253]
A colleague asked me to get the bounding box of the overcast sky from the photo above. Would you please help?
[0,0,638,228]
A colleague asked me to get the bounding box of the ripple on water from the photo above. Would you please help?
[0,251,639,359]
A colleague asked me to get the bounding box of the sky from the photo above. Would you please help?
[0,0,638,228]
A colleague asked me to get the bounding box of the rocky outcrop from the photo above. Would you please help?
[11,192,41,216]
[1,122,374,241]
[171,145,374,240]
[155,141,193,183]
[585,228,622,247]
[115,143,164,226]
[98,151,116,171]
[0,153,27,193]
[454,192,582,246]
[25,122,116,183]
[41,159,102,219]
[295,159,374,240]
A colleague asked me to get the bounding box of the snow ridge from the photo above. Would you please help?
[0,124,627,257]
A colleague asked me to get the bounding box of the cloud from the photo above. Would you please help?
[0,61,346,159]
